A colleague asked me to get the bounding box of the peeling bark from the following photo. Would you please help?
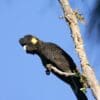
[58,0,100,99]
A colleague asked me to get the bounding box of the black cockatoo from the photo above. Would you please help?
[19,35,87,100]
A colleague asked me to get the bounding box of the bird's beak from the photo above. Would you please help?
[23,45,27,51]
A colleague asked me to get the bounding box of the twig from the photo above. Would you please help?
[58,0,100,99]
[46,64,76,77]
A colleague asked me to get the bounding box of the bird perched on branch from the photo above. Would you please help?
[19,35,87,100]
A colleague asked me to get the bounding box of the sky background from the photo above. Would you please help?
[0,0,99,100]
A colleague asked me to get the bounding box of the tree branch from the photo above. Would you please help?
[58,0,100,99]
[46,64,76,77]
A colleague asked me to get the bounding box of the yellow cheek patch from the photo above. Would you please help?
[31,38,38,44]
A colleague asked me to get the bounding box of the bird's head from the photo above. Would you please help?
[19,35,39,54]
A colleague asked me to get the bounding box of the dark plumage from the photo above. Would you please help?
[19,35,87,100]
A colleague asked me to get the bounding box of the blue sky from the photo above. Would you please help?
[0,0,99,100]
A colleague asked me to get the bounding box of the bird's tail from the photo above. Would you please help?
[67,76,88,100]
[52,71,88,100]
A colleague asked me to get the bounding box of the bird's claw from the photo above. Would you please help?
[45,69,50,75]
[45,64,52,75]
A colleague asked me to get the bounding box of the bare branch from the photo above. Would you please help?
[46,64,76,77]
[58,0,100,99]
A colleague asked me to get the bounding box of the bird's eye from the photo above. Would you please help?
[27,43,33,46]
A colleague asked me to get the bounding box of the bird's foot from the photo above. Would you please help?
[45,64,52,75]
[45,69,50,75]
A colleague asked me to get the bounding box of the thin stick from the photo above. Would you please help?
[47,64,76,77]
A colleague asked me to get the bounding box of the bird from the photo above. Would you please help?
[19,34,87,100]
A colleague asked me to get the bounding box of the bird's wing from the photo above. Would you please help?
[43,43,75,72]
